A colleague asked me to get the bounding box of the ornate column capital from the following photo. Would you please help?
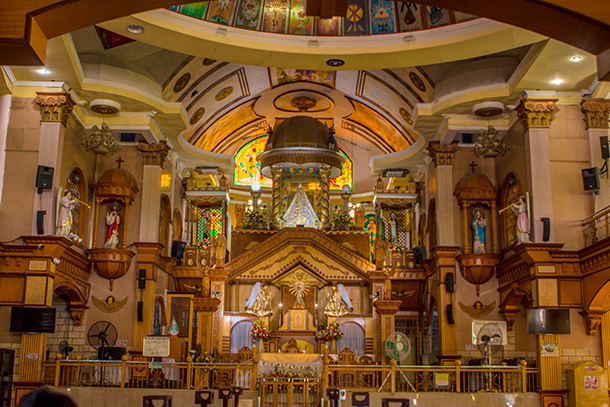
[69,306,87,326]
[579,309,604,335]
[580,98,610,129]
[427,141,459,167]
[137,140,171,167]
[35,92,75,126]
[515,98,557,129]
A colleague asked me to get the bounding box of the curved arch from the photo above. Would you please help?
[499,284,533,331]
[153,296,167,335]
[230,320,255,353]
[65,167,87,241]
[338,321,365,354]
[499,172,522,248]
[53,279,87,307]
[587,280,610,312]
[418,212,427,248]
[159,194,172,256]
[172,208,183,242]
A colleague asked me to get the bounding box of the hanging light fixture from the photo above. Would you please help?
[83,122,121,155]
[471,102,509,159]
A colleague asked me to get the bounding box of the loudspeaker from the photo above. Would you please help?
[446,304,455,325]
[36,210,46,235]
[138,269,146,289]
[541,217,551,242]
[171,241,186,259]
[446,272,455,293]
[35,165,54,192]
[137,301,143,322]
[582,167,600,191]
[413,245,427,264]
[602,136,610,159]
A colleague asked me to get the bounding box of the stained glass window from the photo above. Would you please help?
[364,214,376,262]
[233,136,353,190]
[193,207,224,245]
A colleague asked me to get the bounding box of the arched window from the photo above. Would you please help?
[230,320,254,353]
[172,209,183,242]
[427,199,437,249]
[364,214,376,262]
[338,322,365,354]
[159,195,171,256]
[500,173,522,248]
[153,297,167,335]
[65,168,86,241]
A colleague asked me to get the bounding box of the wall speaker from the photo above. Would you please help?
[446,272,455,293]
[582,167,600,191]
[36,210,46,235]
[171,241,186,259]
[446,304,455,325]
[138,269,146,289]
[602,136,610,159]
[413,245,427,264]
[35,166,54,191]
[137,301,143,322]
[541,217,551,242]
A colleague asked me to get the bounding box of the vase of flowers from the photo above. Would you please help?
[330,209,354,230]
[197,237,211,252]
[319,320,343,353]
[244,207,268,229]
[251,319,269,351]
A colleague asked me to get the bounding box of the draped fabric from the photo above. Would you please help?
[258,353,322,378]
[231,320,254,353]
[338,322,365,354]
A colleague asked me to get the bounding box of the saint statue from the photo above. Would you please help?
[245,282,273,317]
[214,234,227,267]
[471,208,486,253]
[511,196,530,243]
[355,206,365,230]
[389,213,398,242]
[324,284,353,317]
[374,237,388,270]
[56,190,76,237]
[235,204,245,229]
[104,206,121,248]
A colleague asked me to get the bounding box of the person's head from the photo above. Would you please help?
[17,387,78,407]
[63,190,71,198]
[473,208,482,220]
[474,301,483,310]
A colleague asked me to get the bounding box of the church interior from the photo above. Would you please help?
[2,1,610,406]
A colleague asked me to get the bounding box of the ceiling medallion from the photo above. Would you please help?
[290,96,317,112]
[215,86,234,101]
[174,73,191,93]
[190,107,205,125]
[90,99,121,115]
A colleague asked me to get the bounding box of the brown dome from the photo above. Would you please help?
[454,172,493,191]
[267,116,331,150]
[97,168,138,188]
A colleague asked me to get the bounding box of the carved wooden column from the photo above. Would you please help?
[270,165,283,228]
[319,164,331,229]
[374,300,402,364]
[581,99,610,210]
[427,141,459,246]
[33,92,75,235]
[193,297,221,353]
[516,98,557,243]
[536,334,567,407]
[601,310,610,388]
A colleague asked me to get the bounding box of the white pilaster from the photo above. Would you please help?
[138,165,162,242]
[525,127,554,242]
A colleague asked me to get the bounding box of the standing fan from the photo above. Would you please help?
[59,340,74,359]
[476,323,503,365]
[88,321,118,360]
[380,332,415,391]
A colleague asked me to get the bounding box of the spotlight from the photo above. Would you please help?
[326,59,345,67]
[53,258,61,264]
[37,244,44,249]
[571,55,582,62]
[551,78,563,85]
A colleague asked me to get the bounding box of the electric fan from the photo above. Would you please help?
[87,321,118,360]
[476,323,503,365]
[59,340,74,359]
[380,332,415,392]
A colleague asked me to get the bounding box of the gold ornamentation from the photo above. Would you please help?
[35,92,75,126]
[427,141,459,167]
[391,289,416,300]
[342,241,356,251]
[579,310,603,335]
[245,240,260,250]
[174,73,191,93]
[516,98,557,128]
[69,307,87,326]
[190,107,205,125]
[92,295,128,313]
[399,108,413,125]
[459,300,495,318]
[215,86,234,101]
[409,71,427,92]
[137,140,171,168]
[580,98,610,129]
[290,96,317,111]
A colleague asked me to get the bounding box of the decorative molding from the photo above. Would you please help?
[459,300,495,319]
[580,98,610,129]
[138,140,171,168]
[68,307,87,326]
[35,92,75,126]
[515,98,557,129]
[579,310,604,335]
[427,141,459,167]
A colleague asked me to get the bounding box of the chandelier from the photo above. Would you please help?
[83,123,121,155]
[471,125,509,158]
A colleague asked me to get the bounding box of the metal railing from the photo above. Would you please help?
[42,355,257,390]
[582,205,610,246]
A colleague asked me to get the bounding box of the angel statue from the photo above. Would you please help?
[56,189,77,237]
[245,282,273,317]
[324,284,353,317]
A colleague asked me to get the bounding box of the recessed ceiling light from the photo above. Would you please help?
[551,78,563,85]
[571,55,582,62]
[37,68,50,75]
[326,59,345,67]
[126,24,145,34]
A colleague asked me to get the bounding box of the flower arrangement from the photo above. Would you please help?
[244,207,268,229]
[251,319,269,340]
[318,320,343,341]
[263,367,315,379]
[197,351,215,364]
[330,209,353,227]
[196,237,211,252]
[388,241,407,254]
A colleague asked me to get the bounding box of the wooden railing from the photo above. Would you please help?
[261,378,321,407]
[583,205,610,246]
[42,355,257,390]
[324,360,538,394]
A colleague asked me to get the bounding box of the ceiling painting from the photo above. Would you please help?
[273,90,333,113]
[234,0,264,30]
[270,69,336,88]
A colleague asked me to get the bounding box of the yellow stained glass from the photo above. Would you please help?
[234,136,353,190]
[161,174,171,188]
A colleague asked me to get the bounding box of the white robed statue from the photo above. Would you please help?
[324,283,353,317]
[245,282,273,317]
